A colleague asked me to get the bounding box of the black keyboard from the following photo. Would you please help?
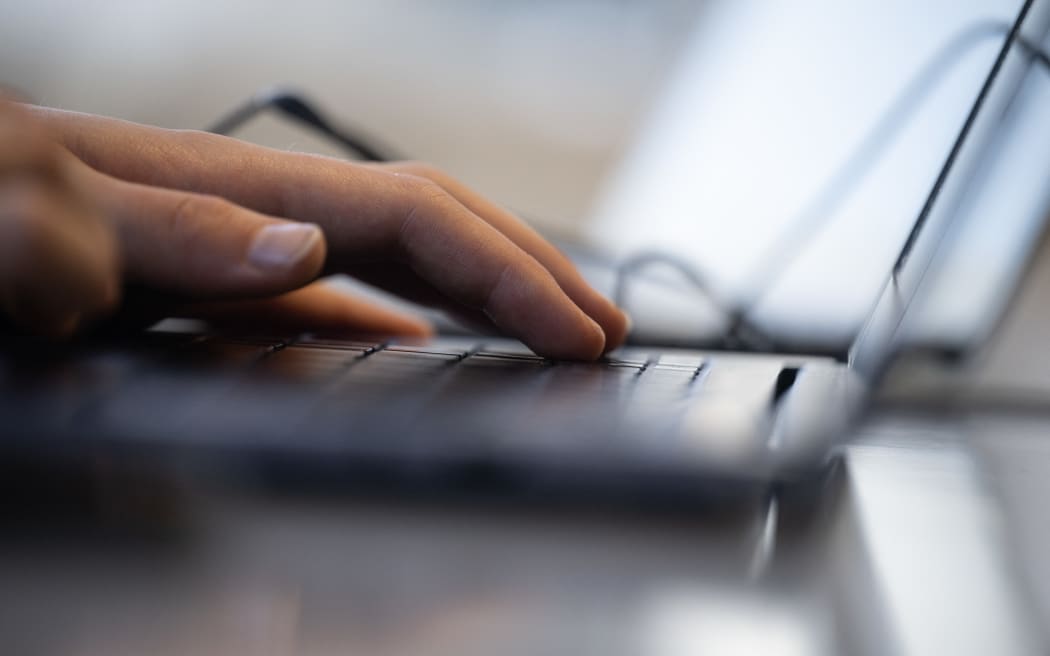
[0,329,838,502]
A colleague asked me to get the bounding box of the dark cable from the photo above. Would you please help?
[612,250,776,348]
[207,87,397,162]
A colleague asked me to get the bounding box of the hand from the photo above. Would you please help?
[0,101,629,359]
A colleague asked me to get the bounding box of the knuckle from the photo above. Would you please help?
[398,161,446,183]
[482,261,516,313]
[404,175,449,204]
[174,128,213,148]
[173,128,221,162]
[395,176,454,252]
[171,193,232,225]
[167,193,236,244]
[484,257,556,314]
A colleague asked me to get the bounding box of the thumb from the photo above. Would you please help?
[88,169,325,298]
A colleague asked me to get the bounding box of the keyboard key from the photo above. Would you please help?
[388,336,479,357]
[475,341,545,360]
[657,352,705,369]
[295,334,386,351]
[252,345,365,382]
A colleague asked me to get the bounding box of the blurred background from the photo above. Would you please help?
[0,0,1028,345]
[0,0,707,232]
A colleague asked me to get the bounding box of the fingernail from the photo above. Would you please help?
[248,223,321,270]
[622,310,633,335]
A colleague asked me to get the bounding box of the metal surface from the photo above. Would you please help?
[1,414,1044,655]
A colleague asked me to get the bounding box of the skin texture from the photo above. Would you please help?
[0,101,629,359]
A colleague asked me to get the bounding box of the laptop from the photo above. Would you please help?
[2,0,1049,506]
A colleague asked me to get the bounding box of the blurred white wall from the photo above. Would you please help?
[0,0,705,233]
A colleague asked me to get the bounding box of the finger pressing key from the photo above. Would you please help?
[32,108,614,359]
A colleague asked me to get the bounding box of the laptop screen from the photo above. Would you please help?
[850,0,1050,378]
[589,1,1049,355]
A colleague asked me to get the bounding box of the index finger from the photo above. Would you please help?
[34,107,608,359]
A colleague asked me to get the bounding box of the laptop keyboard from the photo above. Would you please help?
[0,329,837,487]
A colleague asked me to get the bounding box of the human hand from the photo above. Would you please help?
[0,101,629,359]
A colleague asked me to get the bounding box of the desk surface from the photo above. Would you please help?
[1,412,1046,656]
